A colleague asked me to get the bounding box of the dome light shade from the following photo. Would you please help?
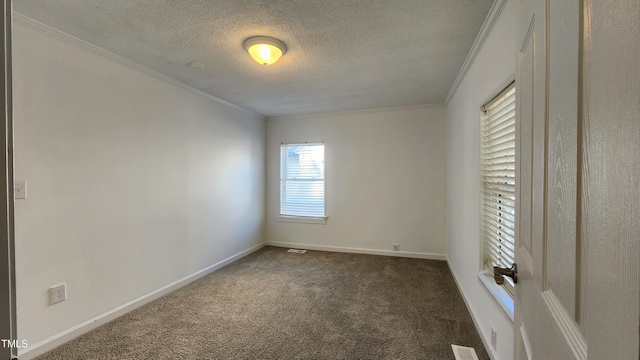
[243,36,287,65]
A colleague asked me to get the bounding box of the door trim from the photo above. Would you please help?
[0,0,16,358]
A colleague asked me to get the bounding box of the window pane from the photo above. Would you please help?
[280,143,325,217]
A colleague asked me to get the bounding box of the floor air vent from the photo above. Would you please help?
[451,345,479,360]
[287,249,307,254]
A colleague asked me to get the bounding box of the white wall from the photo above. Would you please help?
[445,1,517,359]
[13,17,265,357]
[266,106,447,258]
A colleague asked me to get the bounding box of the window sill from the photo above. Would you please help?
[275,216,327,225]
[478,269,514,323]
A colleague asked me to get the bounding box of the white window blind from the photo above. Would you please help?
[280,142,325,217]
[482,83,516,271]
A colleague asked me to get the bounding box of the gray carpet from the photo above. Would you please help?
[35,246,489,360]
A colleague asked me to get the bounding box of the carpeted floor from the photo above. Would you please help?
[35,246,489,360]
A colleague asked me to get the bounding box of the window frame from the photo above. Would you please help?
[480,81,516,297]
[277,141,327,224]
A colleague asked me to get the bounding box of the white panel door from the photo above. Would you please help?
[515,0,639,359]
[514,0,586,358]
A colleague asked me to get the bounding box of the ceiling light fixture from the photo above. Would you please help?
[243,36,287,66]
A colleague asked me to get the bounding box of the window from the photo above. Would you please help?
[280,142,325,219]
[481,83,516,282]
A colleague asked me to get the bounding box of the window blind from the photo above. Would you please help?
[280,143,325,217]
[482,84,516,270]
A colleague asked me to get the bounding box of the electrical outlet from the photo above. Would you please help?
[50,283,67,305]
[491,328,497,350]
[392,243,400,251]
[15,180,26,199]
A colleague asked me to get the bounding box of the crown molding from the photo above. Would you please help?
[12,12,264,119]
[445,0,508,104]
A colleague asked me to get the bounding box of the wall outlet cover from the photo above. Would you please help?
[15,180,26,199]
[50,283,67,305]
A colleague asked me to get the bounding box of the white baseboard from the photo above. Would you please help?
[18,242,266,360]
[266,241,446,261]
[446,256,499,360]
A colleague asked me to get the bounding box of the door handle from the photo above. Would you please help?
[494,263,518,284]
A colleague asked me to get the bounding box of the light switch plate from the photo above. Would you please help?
[15,180,26,199]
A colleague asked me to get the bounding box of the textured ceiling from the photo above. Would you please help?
[13,0,494,117]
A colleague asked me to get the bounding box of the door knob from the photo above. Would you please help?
[494,263,518,284]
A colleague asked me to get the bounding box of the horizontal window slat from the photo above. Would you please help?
[484,224,515,244]
[486,248,515,266]
[486,239,515,260]
[484,200,516,216]
[484,211,516,231]
[483,162,516,172]
[484,133,515,147]
[484,194,516,208]
[485,229,516,248]
[486,244,515,267]
[484,202,516,216]
[281,177,324,180]
[485,175,517,183]
[484,218,516,235]
[483,186,515,194]
[484,140,515,155]
[484,199,516,214]
[484,155,515,164]
[484,113,515,135]
[486,241,515,262]
[486,232,516,253]
[484,222,516,243]
[484,90,516,115]
[482,111,516,138]
[485,236,515,259]
[485,99,515,125]
[484,111,515,130]
[484,164,517,172]
[484,169,516,177]
[484,135,515,150]
[482,142,516,158]
[483,130,515,146]
[281,212,325,217]
[484,134,514,154]
[483,193,516,207]
[484,179,515,187]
